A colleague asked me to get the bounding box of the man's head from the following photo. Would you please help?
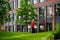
[32,19,34,21]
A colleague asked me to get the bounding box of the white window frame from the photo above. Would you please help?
[18,0,20,8]
[40,0,44,2]
[14,0,16,9]
[34,0,37,4]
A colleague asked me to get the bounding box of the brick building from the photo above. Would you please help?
[32,0,60,31]
[1,0,20,32]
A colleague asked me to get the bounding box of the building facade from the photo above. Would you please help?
[1,0,60,32]
[3,0,20,32]
[1,0,32,32]
[32,0,60,31]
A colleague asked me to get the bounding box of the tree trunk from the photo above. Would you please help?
[25,21,28,32]
[0,26,1,31]
[26,25,28,32]
[26,16,28,32]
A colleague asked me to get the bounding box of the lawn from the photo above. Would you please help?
[0,31,53,40]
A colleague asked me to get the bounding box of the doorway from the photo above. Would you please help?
[46,23,52,31]
[17,25,20,32]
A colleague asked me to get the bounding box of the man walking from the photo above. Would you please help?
[31,19,35,33]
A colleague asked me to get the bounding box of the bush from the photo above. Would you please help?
[55,23,60,33]
[54,23,60,39]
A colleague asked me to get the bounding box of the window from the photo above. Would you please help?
[13,13,14,21]
[47,5,52,18]
[16,0,18,8]
[8,14,11,22]
[12,1,14,9]
[10,14,13,21]
[55,3,60,16]
[46,5,52,23]
[32,0,37,4]
[39,6,44,23]
[40,0,44,2]
[10,1,14,10]
[18,0,20,8]
[34,0,37,4]
[8,13,14,22]
[39,6,44,17]
[14,0,16,9]
[39,6,44,30]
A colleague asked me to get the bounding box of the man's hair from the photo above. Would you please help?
[32,17,34,19]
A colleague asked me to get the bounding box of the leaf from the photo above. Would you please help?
[0,0,11,26]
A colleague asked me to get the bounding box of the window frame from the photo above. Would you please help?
[39,0,44,3]
[55,3,60,16]
[32,0,37,4]
[46,5,52,18]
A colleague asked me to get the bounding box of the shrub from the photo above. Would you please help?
[54,23,60,39]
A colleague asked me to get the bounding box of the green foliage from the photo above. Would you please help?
[54,23,60,34]
[0,0,11,26]
[0,31,52,40]
[53,23,60,39]
[56,23,60,33]
[16,0,38,25]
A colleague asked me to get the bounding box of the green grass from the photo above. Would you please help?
[0,31,53,40]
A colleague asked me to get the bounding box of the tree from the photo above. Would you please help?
[16,0,38,32]
[0,0,11,30]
